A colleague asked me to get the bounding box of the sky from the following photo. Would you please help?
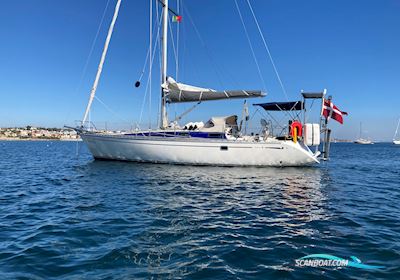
[0,0,399,141]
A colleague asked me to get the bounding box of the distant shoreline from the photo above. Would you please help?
[0,138,82,142]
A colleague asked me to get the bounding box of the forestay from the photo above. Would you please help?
[164,77,264,103]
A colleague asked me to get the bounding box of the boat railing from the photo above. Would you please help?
[75,120,99,131]
[238,123,290,138]
[78,120,296,140]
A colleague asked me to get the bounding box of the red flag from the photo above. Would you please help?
[322,99,348,124]
[172,15,182,23]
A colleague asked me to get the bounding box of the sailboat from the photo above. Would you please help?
[393,118,400,145]
[74,0,339,166]
[354,122,373,144]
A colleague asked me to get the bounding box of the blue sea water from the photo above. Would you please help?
[0,141,399,279]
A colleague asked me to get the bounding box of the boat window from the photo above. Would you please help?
[203,120,215,128]
[209,133,223,138]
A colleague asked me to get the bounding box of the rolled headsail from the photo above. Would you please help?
[82,0,122,125]
[163,77,265,103]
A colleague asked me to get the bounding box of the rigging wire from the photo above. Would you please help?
[136,1,164,87]
[62,0,110,126]
[156,1,163,127]
[138,71,151,128]
[168,16,179,77]
[234,0,268,94]
[176,0,180,81]
[167,12,179,122]
[183,6,225,88]
[149,0,152,129]
[139,8,163,126]
[180,6,186,83]
[176,0,181,122]
[246,0,289,101]
[136,46,150,86]
[260,109,288,133]
[236,0,294,120]
[94,96,132,125]
[76,0,111,94]
[82,0,122,124]
[175,0,183,124]
[183,5,244,90]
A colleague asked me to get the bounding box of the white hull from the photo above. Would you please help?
[393,140,400,145]
[81,133,319,166]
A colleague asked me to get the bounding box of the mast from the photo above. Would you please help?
[160,0,169,129]
[82,0,122,126]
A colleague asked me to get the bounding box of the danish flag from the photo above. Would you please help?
[322,99,348,124]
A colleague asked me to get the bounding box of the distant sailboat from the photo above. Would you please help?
[354,122,373,144]
[393,118,400,145]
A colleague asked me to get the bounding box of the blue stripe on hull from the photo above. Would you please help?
[124,131,226,139]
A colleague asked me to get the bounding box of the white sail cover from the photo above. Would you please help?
[163,77,264,103]
[200,115,238,132]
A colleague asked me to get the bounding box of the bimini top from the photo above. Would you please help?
[164,77,264,103]
[254,101,304,111]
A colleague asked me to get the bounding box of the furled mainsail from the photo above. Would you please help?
[163,77,264,103]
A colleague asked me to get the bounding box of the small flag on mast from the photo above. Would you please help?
[172,15,182,23]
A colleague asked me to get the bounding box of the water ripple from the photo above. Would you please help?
[0,141,399,279]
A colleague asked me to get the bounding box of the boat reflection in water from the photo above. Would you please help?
[79,160,332,276]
